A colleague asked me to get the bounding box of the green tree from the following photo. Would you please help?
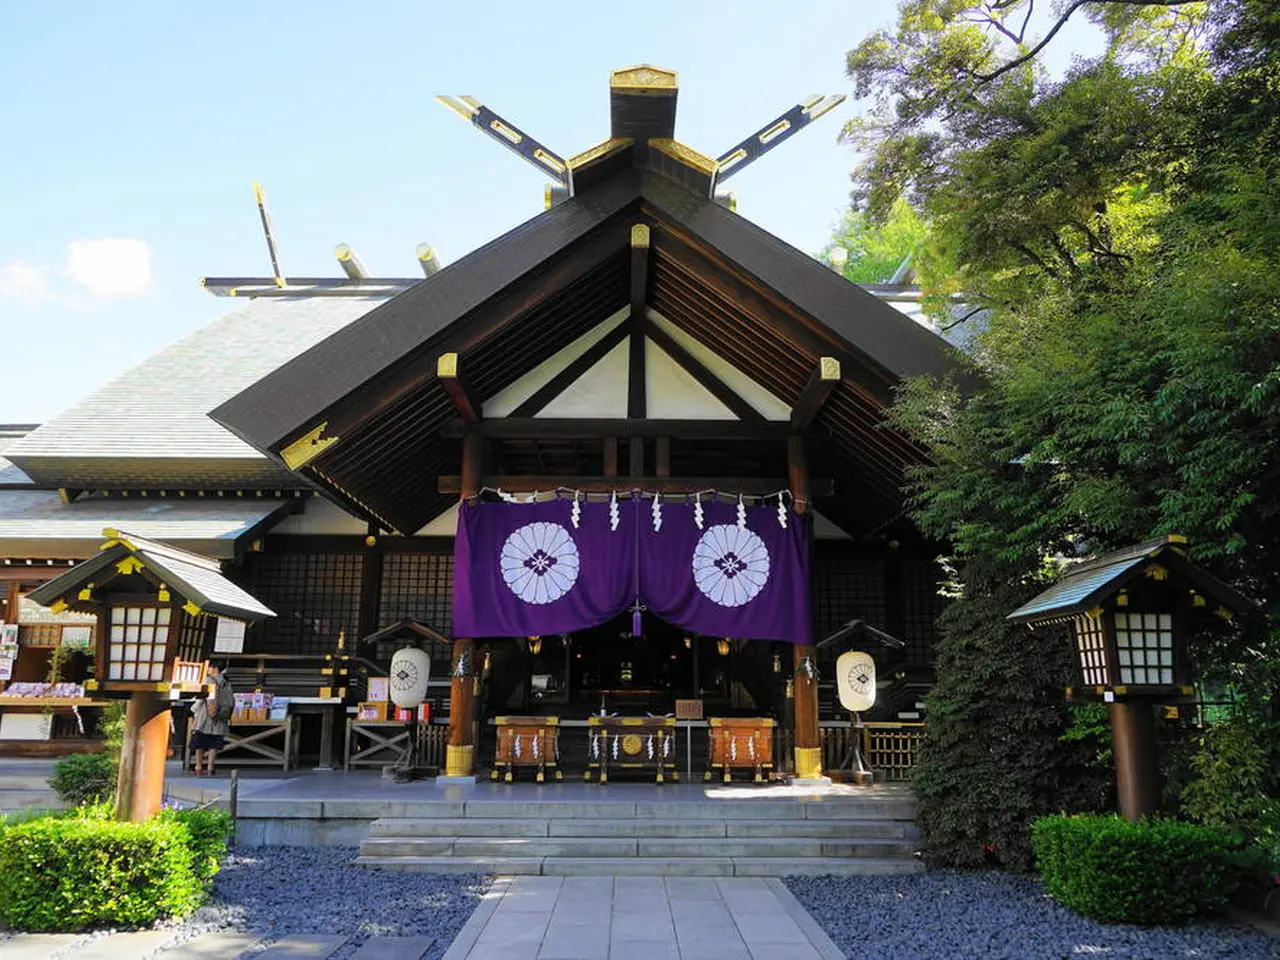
[845,0,1280,868]
[819,197,927,282]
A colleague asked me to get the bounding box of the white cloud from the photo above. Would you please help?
[0,261,54,306]
[65,238,153,299]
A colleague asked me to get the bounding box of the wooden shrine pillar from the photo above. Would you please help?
[788,434,823,779]
[114,691,170,821]
[446,431,484,778]
[1110,701,1160,821]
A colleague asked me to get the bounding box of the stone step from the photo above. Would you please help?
[0,789,62,812]
[367,816,916,840]
[353,855,924,876]
[359,835,917,860]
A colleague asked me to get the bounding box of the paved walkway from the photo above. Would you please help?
[442,875,845,960]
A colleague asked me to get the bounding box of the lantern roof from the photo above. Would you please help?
[27,527,275,622]
[1007,535,1252,625]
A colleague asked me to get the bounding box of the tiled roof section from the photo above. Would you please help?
[28,528,275,621]
[6,296,390,478]
[0,490,292,560]
[1007,537,1189,623]
[1007,556,1149,623]
[0,427,35,486]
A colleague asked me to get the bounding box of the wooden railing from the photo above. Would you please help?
[819,721,924,782]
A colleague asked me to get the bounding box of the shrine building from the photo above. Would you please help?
[0,66,967,793]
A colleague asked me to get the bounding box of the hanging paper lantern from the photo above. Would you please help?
[717,638,731,657]
[389,646,431,708]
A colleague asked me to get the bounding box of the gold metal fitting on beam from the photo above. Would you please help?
[630,224,651,248]
[610,64,678,94]
[280,422,339,471]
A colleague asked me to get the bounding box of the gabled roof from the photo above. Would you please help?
[27,527,275,621]
[209,169,970,536]
[1007,536,1253,624]
[6,297,390,490]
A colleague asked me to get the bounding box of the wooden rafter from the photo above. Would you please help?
[443,418,796,441]
[439,475,835,496]
[791,358,841,430]
[509,321,630,418]
[642,321,766,424]
[436,353,482,424]
[628,224,650,419]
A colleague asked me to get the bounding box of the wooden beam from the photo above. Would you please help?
[436,353,482,424]
[509,321,631,418]
[443,418,796,441]
[439,475,834,496]
[628,224,650,419]
[791,358,841,430]
[656,437,671,477]
[643,321,766,424]
[788,434,810,513]
[629,437,645,477]
[603,437,619,477]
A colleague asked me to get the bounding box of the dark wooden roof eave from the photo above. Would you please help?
[634,172,975,390]
[210,171,647,454]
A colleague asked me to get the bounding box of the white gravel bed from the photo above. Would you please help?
[785,871,1280,960]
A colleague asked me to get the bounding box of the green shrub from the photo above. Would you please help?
[0,817,202,931]
[1032,814,1241,924]
[911,566,1112,871]
[48,752,117,806]
[156,807,233,882]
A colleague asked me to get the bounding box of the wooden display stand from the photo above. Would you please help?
[491,716,562,783]
[706,717,775,783]
[585,716,678,784]
[186,716,297,770]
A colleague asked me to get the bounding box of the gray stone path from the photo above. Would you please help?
[0,932,436,959]
[441,875,845,960]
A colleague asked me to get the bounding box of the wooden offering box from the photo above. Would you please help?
[586,716,678,784]
[492,716,561,783]
[706,717,775,783]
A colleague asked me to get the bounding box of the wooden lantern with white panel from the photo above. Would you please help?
[26,528,274,697]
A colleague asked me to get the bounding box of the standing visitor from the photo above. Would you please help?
[189,661,234,777]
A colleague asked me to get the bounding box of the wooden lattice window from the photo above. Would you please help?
[1114,612,1174,685]
[246,553,363,655]
[106,606,171,682]
[379,554,454,636]
[177,612,213,664]
[1074,611,1111,686]
[902,560,945,668]
[812,556,885,674]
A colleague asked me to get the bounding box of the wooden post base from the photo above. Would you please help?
[445,743,474,778]
[115,691,170,822]
[1110,700,1160,821]
[794,746,823,780]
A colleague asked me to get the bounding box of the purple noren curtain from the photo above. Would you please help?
[451,497,811,643]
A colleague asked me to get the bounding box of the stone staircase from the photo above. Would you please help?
[355,792,922,877]
[0,767,62,813]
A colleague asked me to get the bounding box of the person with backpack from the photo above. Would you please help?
[189,661,234,776]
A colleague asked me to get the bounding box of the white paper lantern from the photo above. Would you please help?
[836,650,877,713]
[389,647,432,708]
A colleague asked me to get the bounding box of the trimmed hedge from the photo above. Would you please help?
[156,807,233,882]
[1032,814,1241,925]
[0,817,203,931]
[48,752,117,806]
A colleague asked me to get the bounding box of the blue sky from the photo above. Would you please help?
[0,1,1096,424]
